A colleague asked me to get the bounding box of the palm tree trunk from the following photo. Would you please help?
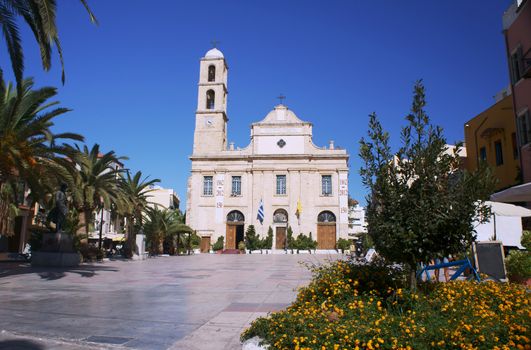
[84,209,92,238]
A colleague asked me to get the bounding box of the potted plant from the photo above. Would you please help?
[212,236,224,254]
[336,238,351,254]
[505,231,531,285]
[238,241,246,254]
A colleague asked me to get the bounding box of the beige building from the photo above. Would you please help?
[147,186,180,210]
[186,48,349,250]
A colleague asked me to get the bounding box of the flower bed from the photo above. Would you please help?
[241,260,531,349]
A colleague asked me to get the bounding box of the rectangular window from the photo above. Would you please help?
[512,133,519,160]
[510,47,523,84]
[495,140,504,166]
[231,176,241,196]
[479,147,487,161]
[517,111,531,146]
[203,176,213,196]
[276,175,286,195]
[322,175,332,196]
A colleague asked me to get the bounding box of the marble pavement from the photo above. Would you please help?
[0,254,339,349]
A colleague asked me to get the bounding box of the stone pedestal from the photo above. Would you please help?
[31,232,80,267]
[132,234,147,260]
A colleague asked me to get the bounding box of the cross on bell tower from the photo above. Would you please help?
[277,94,286,105]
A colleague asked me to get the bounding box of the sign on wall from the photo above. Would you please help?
[339,173,348,224]
[215,174,224,223]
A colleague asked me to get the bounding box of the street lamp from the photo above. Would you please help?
[98,197,105,250]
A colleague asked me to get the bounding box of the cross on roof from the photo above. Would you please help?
[210,40,220,48]
[277,94,286,105]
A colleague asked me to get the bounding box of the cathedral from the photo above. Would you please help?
[186,48,349,251]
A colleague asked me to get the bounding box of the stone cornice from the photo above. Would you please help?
[191,166,349,173]
[189,153,348,162]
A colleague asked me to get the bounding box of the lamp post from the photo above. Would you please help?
[98,199,104,250]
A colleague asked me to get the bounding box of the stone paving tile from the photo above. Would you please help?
[0,254,335,349]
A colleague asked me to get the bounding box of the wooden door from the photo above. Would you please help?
[200,236,211,253]
[226,225,236,249]
[317,224,336,249]
[276,227,286,249]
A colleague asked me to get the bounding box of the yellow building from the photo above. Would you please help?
[464,93,520,191]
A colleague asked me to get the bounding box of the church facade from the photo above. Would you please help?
[186,48,349,251]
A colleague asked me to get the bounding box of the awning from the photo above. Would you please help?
[490,182,531,202]
[485,201,531,217]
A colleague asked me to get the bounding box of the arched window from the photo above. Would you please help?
[206,90,215,110]
[227,210,245,223]
[273,209,288,223]
[208,65,216,82]
[318,211,336,223]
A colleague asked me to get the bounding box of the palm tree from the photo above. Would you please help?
[65,144,126,240]
[119,170,160,256]
[0,77,83,235]
[0,0,97,86]
[143,207,193,255]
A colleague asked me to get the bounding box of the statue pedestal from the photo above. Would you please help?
[31,232,80,267]
[132,234,147,260]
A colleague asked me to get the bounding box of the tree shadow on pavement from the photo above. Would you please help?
[0,262,119,280]
[0,339,45,349]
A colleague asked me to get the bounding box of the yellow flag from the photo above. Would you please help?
[296,199,302,216]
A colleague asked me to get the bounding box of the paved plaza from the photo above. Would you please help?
[0,254,337,349]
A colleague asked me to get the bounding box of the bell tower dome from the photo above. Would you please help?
[192,47,228,155]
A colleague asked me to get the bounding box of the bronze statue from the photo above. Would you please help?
[48,184,68,232]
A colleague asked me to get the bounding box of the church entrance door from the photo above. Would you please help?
[275,227,286,249]
[226,224,236,249]
[317,224,336,249]
[317,211,337,249]
[226,210,245,250]
[226,224,245,249]
[200,236,210,253]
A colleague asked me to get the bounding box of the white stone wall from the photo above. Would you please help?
[187,156,349,244]
[187,49,349,248]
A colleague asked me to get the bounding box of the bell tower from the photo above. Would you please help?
[192,47,228,155]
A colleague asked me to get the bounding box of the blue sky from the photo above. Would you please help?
[1,1,513,207]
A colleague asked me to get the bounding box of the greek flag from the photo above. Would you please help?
[257,199,264,224]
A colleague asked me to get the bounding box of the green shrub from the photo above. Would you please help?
[78,244,104,262]
[505,231,531,283]
[190,232,201,249]
[506,250,531,282]
[244,225,260,251]
[521,230,530,250]
[286,226,294,250]
[308,232,318,250]
[238,240,246,252]
[262,226,273,249]
[292,233,318,252]
[336,238,351,252]
[241,259,530,349]
[212,236,224,251]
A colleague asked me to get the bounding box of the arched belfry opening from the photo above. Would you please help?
[226,210,245,249]
[317,211,336,249]
[206,90,215,110]
[208,65,216,82]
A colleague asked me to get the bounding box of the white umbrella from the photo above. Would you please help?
[490,182,531,202]
[485,201,531,217]
[475,201,531,248]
